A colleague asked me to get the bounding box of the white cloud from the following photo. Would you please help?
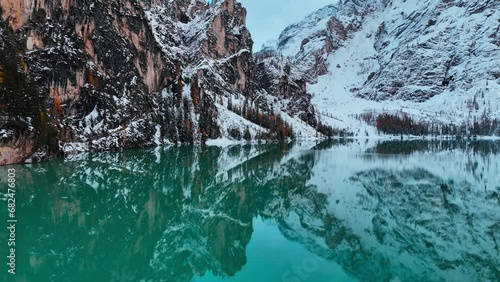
[238,0,335,51]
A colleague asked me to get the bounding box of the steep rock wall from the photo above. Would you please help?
[0,0,324,164]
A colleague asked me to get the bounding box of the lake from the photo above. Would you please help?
[1,140,499,282]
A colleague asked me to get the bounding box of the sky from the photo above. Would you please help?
[238,0,335,51]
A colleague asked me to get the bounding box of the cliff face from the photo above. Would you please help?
[146,0,254,95]
[0,0,175,164]
[0,0,321,164]
[254,52,318,127]
[269,1,382,82]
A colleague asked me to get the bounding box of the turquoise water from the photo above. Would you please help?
[196,218,355,282]
[1,140,499,282]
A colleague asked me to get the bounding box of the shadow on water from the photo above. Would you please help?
[309,138,355,151]
[370,139,500,155]
[0,140,498,282]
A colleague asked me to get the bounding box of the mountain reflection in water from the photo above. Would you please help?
[1,140,499,282]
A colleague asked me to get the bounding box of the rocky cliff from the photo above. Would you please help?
[0,0,176,164]
[0,0,321,164]
[271,1,381,81]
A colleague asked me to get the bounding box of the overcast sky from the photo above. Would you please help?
[238,0,335,51]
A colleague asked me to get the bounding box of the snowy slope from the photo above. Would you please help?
[277,4,340,57]
[270,0,500,137]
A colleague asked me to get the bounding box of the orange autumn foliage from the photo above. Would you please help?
[88,71,100,86]
[19,59,28,73]
[51,88,64,117]
[121,123,127,143]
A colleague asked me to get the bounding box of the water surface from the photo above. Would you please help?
[1,140,499,282]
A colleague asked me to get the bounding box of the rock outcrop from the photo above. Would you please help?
[254,51,318,127]
[269,1,381,82]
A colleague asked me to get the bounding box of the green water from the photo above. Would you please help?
[1,140,499,282]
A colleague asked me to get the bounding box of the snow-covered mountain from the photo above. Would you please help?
[267,0,500,137]
[1,0,499,164]
[0,0,322,164]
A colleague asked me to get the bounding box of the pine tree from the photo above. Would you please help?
[243,126,251,141]
[228,95,233,111]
